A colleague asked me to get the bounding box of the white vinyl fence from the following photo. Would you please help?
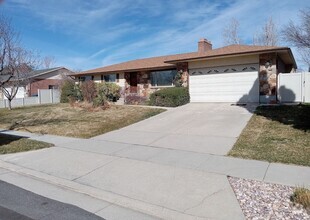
[0,89,60,108]
[278,72,310,103]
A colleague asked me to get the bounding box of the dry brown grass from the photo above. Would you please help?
[0,104,165,138]
[229,105,310,166]
[0,134,53,154]
[291,187,310,210]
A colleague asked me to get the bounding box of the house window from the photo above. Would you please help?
[49,85,59,89]
[150,70,177,87]
[103,74,116,82]
[79,76,86,82]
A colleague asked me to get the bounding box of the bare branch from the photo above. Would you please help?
[0,14,40,109]
[282,8,310,67]
[222,18,242,45]
[253,17,279,46]
[42,56,56,69]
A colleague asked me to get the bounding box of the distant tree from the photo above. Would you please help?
[282,9,310,67]
[0,14,39,110]
[222,18,242,45]
[253,17,279,46]
[42,56,56,69]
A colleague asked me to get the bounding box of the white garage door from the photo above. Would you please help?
[189,64,259,103]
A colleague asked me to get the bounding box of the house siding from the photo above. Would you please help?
[188,55,259,69]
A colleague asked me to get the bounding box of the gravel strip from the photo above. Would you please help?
[228,177,309,220]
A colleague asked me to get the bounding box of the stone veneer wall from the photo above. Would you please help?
[124,62,189,98]
[176,62,189,87]
[259,53,277,103]
[137,71,152,97]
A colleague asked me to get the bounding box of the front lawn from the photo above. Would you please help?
[0,134,53,154]
[0,104,165,138]
[229,104,310,166]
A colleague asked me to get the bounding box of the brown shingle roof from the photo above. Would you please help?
[166,44,290,62]
[77,44,292,75]
[79,52,197,75]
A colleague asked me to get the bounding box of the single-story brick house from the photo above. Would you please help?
[1,67,73,99]
[73,39,297,103]
[26,67,73,96]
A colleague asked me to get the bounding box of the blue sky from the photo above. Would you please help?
[2,0,309,70]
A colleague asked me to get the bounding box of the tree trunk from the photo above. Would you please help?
[8,99,12,110]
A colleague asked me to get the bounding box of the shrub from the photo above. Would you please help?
[60,80,82,103]
[291,187,310,210]
[149,87,189,107]
[97,82,121,102]
[125,94,148,105]
[80,81,97,103]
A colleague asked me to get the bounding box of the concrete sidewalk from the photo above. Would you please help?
[0,152,245,220]
[0,135,309,220]
[0,168,159,220]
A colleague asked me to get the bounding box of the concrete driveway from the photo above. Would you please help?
[0,103,262,220]
[93,103,256,155]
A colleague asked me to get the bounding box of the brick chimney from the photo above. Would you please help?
[198,38,212,53]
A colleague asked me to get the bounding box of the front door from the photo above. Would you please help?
[129,72,138,93]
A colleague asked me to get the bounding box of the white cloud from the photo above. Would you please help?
[95,0,308,70]
[5,0,309,70]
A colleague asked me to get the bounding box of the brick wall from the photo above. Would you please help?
[29,79,62,96]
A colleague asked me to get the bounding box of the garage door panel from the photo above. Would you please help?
[189,70,259,103]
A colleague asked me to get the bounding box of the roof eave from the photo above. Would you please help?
[165,48,291,63]
[72,65,176,76]
[29,67,67,79]
[286,48,298,69]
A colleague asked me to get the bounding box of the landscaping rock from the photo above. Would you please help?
[228,176,309,220]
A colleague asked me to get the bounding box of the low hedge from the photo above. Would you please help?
[149,87,189,107]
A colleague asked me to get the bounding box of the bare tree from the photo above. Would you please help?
[42,55,56,69]
[223,18,242,45]
[0,15,39,110]
[282,9,310,67]
[253,17,279,46]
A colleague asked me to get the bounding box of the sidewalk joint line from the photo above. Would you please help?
[72,157,121,182]
[263,163,271,181]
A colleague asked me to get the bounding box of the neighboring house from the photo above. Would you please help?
[1,67,73,99]
[74,38,297,103]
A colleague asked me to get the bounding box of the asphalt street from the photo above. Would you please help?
[0,180,104,220]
